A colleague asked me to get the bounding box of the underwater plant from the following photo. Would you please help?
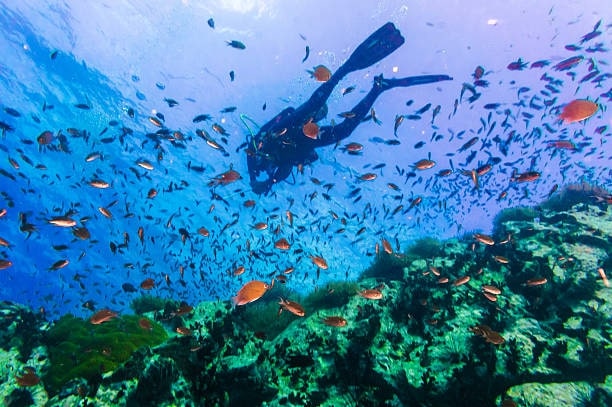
[130,295,175,315]
[406,237,445,259]
[43,314,167,394]
[302,280,360,310]
[491,206,541,236]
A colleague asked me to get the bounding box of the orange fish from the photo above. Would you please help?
[232,280,272,306]
[50,259,69,270]
[233,265,246,276]
[559,99,598,123]
[381,239,393,254]
[278,298,305,317]
[473,233,495,246]
[208,169,242,186]
[274,238,290,250]
[90,309,118,324]
[493,255,509,264]
[453,275,471,286]
[414,159,436,170]
[597,267,610,287]
[311,255,328,269]
[197,227,210,237]
[482,292,498,302]
[15,367,40,387]
[343,142,363,152]
[136,160,154,170]
[359,173,377,181]
[140,278,155,290]
[253,222,268,230]
[470,325,505,345]
[72,227,90,240]
[303,120,319,139]
[0,259,13,270]
[176,326,192,336]
[174,305,194,317]
[48,216,77,227]
[481,285,501,295]
[357,289,383,300]
[138,318,153,331]
[322,316,347,327]
[89,179,110,189]
[311,65,331,82]
[98,207,113,219]
[525,277,547,286]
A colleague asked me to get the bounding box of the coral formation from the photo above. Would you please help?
[1,195,610,406]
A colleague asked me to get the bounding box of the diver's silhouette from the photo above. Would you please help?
[246,22,452,194]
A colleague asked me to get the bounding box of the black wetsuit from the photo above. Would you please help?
[246,22,452,194]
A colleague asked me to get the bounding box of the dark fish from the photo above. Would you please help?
[164,98,179,107]
[507,58,528,70]
[415,103,431,115]
[74,103,90,110]
[530,60,550,68]
[50,50,58,59]
[342,86,355,96]
[4,107,21,117]
[459,137,478,152]
[122,283,137,293]
[484,103,501,110]
[564,44,582,51]
[207,18,215,29]
[553,55,583,71]
[229,70,235,81]
[221,106,237,113]
[193,114,212,123]
[302,45,310,63]
[227,40,246,49]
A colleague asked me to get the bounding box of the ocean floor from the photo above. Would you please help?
[1,190,611,406]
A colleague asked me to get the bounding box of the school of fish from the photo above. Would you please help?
[0,17,610,329]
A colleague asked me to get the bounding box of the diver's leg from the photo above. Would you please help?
[291,22,405,123]
[314,74,452,146]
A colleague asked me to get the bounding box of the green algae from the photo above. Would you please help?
[43,314,167,394]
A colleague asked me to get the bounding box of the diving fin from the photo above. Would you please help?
[379,74,453,91]
[340,22,405,74]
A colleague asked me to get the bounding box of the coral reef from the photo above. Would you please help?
[0,197,610,406]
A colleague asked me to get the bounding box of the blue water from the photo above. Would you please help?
[0,1,609,320]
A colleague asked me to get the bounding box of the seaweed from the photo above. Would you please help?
[42,314,167,394]
[130,295,176,315]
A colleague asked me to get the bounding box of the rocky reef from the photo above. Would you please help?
[0,192,610,406]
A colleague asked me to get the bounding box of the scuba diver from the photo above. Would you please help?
[246,22,452,194]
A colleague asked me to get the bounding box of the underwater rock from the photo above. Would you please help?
[503,381,608,407]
